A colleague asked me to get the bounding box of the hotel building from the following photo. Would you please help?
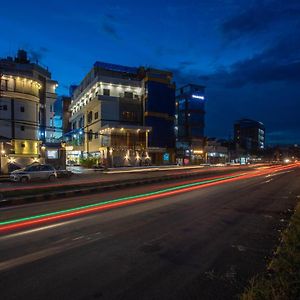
[67,62,175,166]
[0,50,58,172]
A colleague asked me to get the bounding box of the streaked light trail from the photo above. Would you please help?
[0,164,297,233]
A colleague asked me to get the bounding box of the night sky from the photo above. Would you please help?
[1,0,299,145]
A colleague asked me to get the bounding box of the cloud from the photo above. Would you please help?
[200,33,300,88]
[101,22,120,40]
[27,47,49,63]
[100,13,122,40]
[179,61,196,68]
[221,0,300,39]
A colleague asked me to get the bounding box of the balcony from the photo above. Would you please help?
[46,92,57,100]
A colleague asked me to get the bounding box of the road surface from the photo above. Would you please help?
[0,165,299,299]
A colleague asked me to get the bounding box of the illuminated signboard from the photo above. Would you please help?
[163,153,170,161]
[192,95,205,100]
[47,150,58,159]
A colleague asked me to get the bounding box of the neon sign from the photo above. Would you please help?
[192,95,205,100]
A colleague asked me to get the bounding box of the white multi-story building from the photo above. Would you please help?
[68,62,151,167]
[0,50,57,171]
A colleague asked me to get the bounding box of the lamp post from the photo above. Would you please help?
[109,147,113,168]
[0,142,5,175]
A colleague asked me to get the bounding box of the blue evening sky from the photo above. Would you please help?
[1,0,299,144]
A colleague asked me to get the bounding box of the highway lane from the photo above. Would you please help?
[0,165,299,299]
[0,165,262,222]
[0,164,259,193]
[0,165,284,223]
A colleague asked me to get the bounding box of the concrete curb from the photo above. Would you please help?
[0,171,212,207]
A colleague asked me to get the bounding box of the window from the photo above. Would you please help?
[88,130,93,141]
[124,91,133,99]
[50,105,53,113]
[87,111,93,123]
[0,105,8,111]
[94,132,99,139]
[20,106,25,112]
[79,118,83,128]
[0,79,8,91]
[21,125,25,131]
[103,89,110,96]
[94,112,99,119]
[26,165,40,172]
[122,111,136,121]
[46,151,58,160]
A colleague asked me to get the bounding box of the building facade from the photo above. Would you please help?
[143,68,176,164]
[204,138,229,164]
[67,62,150,167]
[175,84,206,164]
[53,95,71,139]
[0,50,58,171]
[234,118,265,153]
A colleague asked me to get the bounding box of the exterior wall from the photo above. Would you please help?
[0,51,58,171]
[0,75,41,152]
[234,119,265,152]
[67,62,176,166]
[176,84,205,146]
[45,80,58,141]
[69,69,143,155]
[144,78,175,150]
[175,84,206,164]
[14,140,39,155]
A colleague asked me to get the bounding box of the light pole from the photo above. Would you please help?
[0,143,5,175]
[109,147,113,168]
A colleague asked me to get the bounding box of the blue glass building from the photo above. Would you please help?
[175,84,206,164]
[143,69,176,164]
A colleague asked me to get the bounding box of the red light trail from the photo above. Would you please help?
[0,164,297,233]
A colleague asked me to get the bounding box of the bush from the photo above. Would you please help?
[79,157,99,168]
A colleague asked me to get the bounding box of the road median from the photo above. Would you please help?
[0,168,247,207]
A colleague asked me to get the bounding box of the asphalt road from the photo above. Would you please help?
[0,166,299,300]
[0,165,256,192]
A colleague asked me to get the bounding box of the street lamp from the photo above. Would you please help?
[109,148,114,167]
[0,145,5,175]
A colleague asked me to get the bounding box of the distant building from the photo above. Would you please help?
[175,84,206,164]
[234,118,265,153]
[53,96,71,139]
[0,50,58,171]
[62,96,71,135]
[204,138,228,164]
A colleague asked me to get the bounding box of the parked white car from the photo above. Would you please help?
[10,164,57,183]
